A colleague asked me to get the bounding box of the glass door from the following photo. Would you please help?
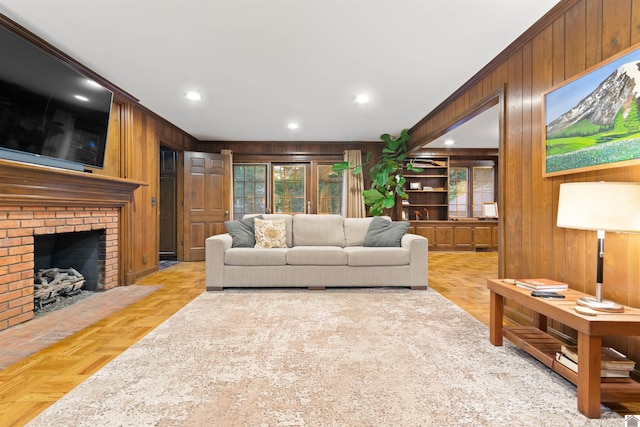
[272,164,308,214]
[316,164,342,214]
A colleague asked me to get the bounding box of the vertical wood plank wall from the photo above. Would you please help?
[99,99,199,284]
[410,0,640,355]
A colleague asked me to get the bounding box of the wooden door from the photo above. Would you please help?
[159,147,178,259]
[182,151,230,261]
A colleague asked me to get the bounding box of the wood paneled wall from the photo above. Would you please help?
[72,98,200,284]
[117,102,199,283]
[200,141,381,158]
[410,0,640,353]
[200,140,384,189]
[72,95,200,284]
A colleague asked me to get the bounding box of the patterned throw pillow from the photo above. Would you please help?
[254,218,288,248]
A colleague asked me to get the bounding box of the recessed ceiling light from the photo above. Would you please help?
[185,91,202,101]
[74,95,89,102]
[444,139,455,146]
[287,122,299,130]
[354,94,370,105]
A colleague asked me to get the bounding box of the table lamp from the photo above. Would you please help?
[556,182,640,313]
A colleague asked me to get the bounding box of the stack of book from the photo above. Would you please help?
[515,278,569,292]
[555,345,636,378]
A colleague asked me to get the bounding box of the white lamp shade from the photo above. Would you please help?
[557,182,640,233]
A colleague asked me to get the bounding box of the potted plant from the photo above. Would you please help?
[332,129,422,216]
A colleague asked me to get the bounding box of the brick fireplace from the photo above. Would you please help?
[0,207,118,329]
[0,159,140,331]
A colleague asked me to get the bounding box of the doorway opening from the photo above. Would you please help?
[160,146,178,262]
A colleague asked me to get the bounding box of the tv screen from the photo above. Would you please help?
[0,25,113,171]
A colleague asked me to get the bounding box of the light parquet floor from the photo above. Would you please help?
[0,252,637,425]
[0,262,206,426]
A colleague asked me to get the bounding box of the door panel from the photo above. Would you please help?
[183,152,230,261]
[159,147,178,259]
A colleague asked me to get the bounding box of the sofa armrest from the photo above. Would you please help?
[402,233,428,288]
[206,233,233,289]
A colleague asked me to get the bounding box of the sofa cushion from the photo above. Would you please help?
[363,217,410,247]
[245,214,293,247]
[286,246,348,265]
[224,215,262,247]
[225,248,288,266]
[345,247,410,266]
[293,214,345,247]
[344,217,374,246]
[254,218,288,248]
[344,216,392,246]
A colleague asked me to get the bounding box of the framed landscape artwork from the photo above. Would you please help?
[543,43,640,177]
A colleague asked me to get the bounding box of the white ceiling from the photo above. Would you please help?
[426,103,500,149]
[0,0,558,145]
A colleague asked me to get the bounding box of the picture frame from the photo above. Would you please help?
[409,182,422,190]
[543,43,640,177]
[482,202,498,219]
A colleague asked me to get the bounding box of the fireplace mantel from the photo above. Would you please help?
[0,159,143,206]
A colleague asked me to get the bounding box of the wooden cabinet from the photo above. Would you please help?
[409,220,498,251]
[453,225,473,250]
[435,225,454,250]
[491,223,499,250]
[401,156,449,221]
[474,225,492,249]
[412,224,435,248]
[410,223,453,250]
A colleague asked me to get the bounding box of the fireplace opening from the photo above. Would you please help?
[34,230,105,292]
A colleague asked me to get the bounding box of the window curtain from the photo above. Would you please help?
[343,150,366,218]
[222,149,233,219]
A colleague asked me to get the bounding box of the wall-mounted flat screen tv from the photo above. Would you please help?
[0,25,113,171]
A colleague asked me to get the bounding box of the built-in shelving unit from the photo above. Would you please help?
[400,156,449,221]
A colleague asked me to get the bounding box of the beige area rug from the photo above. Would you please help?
[28,288,621,426]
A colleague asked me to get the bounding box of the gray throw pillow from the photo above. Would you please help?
[363,216,410,247]
[224,215,263,247]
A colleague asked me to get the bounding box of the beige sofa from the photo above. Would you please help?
[205,214,428,290]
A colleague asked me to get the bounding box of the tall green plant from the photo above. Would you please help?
[332,129,422,216]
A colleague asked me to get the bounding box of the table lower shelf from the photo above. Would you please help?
[504,326,640,402]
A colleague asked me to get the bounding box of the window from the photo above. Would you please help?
[449,165,495,218]
[472,167,495,217]
[449,167,469,218]
[273,164,307,214]
[232,161,343,216]
[316,164,343,214]
[233,164,267,220]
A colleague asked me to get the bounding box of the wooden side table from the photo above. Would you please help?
[487,278,640,418]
